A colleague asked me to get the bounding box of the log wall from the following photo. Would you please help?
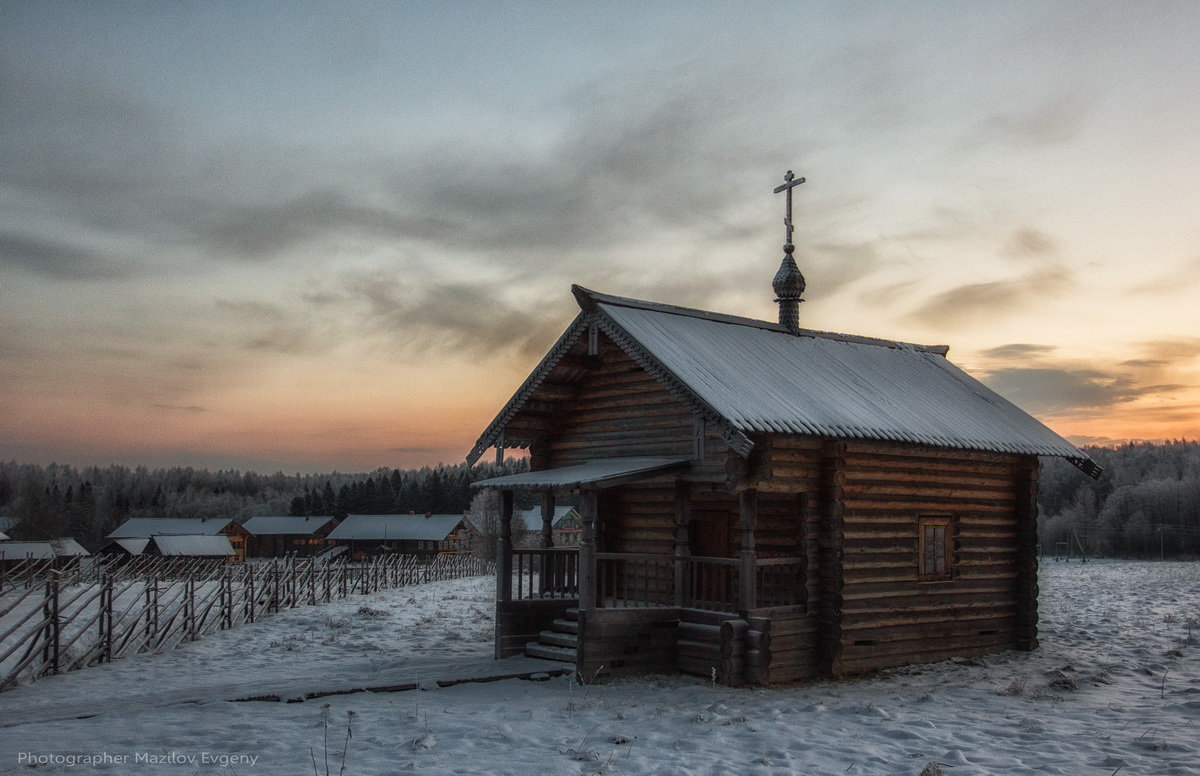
[835,441,1031,675]
[577,608,679,680]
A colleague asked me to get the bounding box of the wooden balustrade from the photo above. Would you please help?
[511,548,579,601]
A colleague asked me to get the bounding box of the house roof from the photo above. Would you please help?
[107,517,234,539]
[327,514,463,542]
[242,516,336,536]
[0,531,8,541]
[516,505,580,531]
[50,538,90,557]
[151,535,236,557]
[0,541,56,560]
[0,516,20,533]
[468,286,1099,477]
[473,457,691,490]
[108,537,150,555]
[0,539,90,558]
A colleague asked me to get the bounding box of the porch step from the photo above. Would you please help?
[525,642,578,663]
[565,608,580,621]
[551,618,579,634]
[538,630,578,649]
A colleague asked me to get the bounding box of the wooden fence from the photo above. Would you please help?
[0,553,492,692]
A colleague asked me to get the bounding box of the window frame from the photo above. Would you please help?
[918,514,955,582]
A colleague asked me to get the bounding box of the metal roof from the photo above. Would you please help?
[516,506,579,531]
[108,537,150,555]
[0,542,56,560]
[326,514,464,542]
[472,457,691,490]
[469,286,1098,476]
[50,538,90,557]
[242,516,336,536]
[107,517,234,539]
[151,535,236,557]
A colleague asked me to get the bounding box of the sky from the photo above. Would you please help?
[2,1,1198,474]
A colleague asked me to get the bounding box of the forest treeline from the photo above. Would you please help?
[1038,440,1200,558]
[0,458,528,551]
[2,441,1197,557]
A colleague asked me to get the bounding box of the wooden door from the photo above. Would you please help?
[689,509,732,558]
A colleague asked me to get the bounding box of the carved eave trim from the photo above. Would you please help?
[592,313,755,458]
[466,313,590,465]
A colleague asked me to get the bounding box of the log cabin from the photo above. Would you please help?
[242,515,339,558]
[106,517,249,563]
[468,184,1099,684]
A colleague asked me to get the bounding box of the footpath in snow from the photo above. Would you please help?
[0,561,1197,775]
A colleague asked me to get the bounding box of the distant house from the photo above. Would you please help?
[146,535,237,559]
[515,506,581,547]
[0,539,90,569]
[106,517,248,562]
[241,516,339,558]
[327,514,464,558]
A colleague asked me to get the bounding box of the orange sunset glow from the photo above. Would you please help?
[2,3,1198,473]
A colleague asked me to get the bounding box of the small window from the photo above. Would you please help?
[919,516,953,581]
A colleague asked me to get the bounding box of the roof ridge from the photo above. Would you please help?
[572,285,948,355]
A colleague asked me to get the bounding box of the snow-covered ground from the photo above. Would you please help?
[0,560,1197,775]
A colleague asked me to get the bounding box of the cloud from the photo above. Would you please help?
[1002,227,1057,261]
[981,366,1178,415]
[967,93,1090,149]
[0,232,130,280]
[978,343,1058,361]
[1131,255,1200,295]
[906,267,1073,328]
[153,404,207,413]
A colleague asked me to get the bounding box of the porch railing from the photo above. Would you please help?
[681,556,739,611]
[754,557,807,608]
[512,548,579,601]
[590,554,805,612]
[596,553,674,608]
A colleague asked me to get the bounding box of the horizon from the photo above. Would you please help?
[4,2,1198,474]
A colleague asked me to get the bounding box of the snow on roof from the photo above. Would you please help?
[473,458,690,490]
[242,516,336,536]
[0,542,56,560]
[515,506,579,532]
[327,514,463,542]
[0,531,8,541]
[469,286,1098,476]
[50,538,90,557]
[109,537,150,555]
[151,535,236,557]
[107,517,233,539]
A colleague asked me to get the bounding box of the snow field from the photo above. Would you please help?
[0,560,1196,775]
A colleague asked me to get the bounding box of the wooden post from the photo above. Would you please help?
[739,489,758,613]
[578,489,598,611]
[496,489,514,603]
[100,574,114,663]
[817,439,847,677]
[1014,455,1040,651]
[674,480,691,607]
[540,491,555,549]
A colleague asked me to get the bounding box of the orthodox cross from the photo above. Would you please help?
[773,170,806,249]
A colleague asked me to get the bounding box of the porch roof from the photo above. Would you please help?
[472,457,690,490]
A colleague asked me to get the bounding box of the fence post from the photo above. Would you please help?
[185,574,196,641]
[100,574,113,663]
[42,572,62,674]
[245,566,255,623]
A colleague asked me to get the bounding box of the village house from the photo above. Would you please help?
[104,517,249,562]
[468,173,1098,685]
[241,515,339,558]
[326,514,465,558]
